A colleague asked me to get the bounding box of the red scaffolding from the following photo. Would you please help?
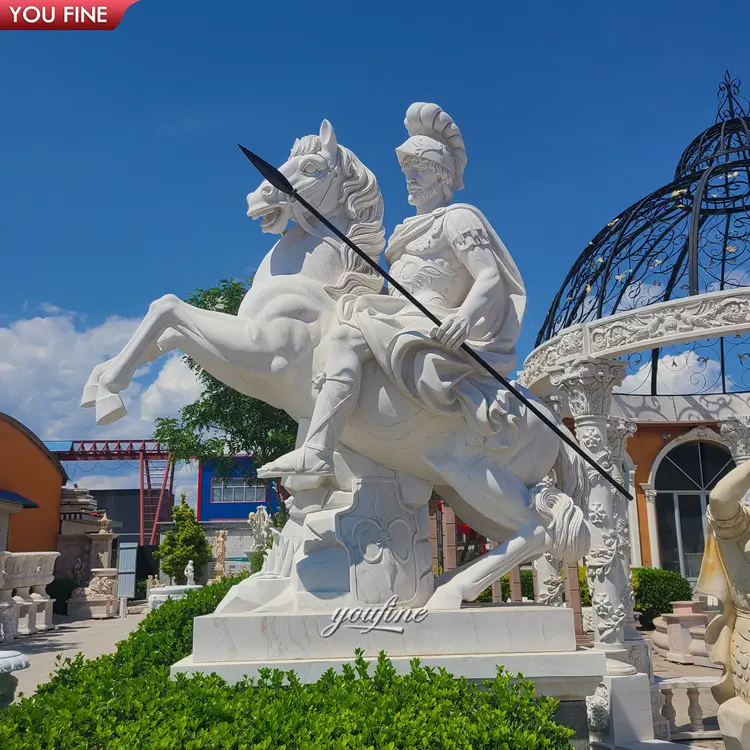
[51,440,175,546]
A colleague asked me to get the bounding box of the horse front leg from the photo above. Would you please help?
[83,294,266,426]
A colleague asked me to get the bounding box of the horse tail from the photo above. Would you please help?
[554,424,590,513]
[532,425,591,563]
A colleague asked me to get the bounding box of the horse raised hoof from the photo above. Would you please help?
[80,383,98,408]
[95,392,127,425]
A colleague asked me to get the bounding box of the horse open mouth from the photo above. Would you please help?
[248,205,285,233]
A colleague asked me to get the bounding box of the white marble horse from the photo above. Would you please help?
[81,121,591,608]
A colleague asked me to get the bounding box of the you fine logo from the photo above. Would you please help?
[0,0,139,30]
[320,596,429,638]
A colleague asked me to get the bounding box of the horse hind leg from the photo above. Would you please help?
[427,524,549,610]
[426,479,590,611]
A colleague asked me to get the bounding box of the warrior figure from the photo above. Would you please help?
[697,459,750,749]
[257,103,526,478]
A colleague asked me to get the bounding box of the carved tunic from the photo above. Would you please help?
[338,204,528,449]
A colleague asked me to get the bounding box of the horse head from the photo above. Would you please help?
[246,120,386,297]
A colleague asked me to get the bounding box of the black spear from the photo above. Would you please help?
[238,144,632,501]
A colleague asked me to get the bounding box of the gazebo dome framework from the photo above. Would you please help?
[537,72,750,395]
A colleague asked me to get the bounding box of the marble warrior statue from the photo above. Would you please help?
[82,102,590,609]
[257,103,526,479]
[697,459,750,749]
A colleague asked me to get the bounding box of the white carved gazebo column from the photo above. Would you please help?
[721,416,750,465]
[553,359,635,675]
[639,484,661,568]
[534,392,566,607]
[607,418,653,676]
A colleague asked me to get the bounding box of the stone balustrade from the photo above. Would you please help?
[655,676,720,742]
[0,551,59,642]
[652,601,719,667]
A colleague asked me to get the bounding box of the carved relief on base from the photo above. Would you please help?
[216,449,434,615]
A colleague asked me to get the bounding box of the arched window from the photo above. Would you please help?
[655,440,735,580]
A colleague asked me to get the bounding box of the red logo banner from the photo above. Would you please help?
[0,0,138,29]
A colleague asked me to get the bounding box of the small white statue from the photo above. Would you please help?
[184,560,195,586]
[248,506,273,551]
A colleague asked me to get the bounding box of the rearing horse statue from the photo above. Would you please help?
[82,119,591,609]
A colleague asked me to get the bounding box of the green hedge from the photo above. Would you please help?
[46,576,81,615]
[632,567,692,627]
[0,575,573,749]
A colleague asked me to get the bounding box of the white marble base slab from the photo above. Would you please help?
[190,603,576,663]
[172,604,606,701]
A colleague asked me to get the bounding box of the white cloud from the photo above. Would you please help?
[618,351,723,395]
[0,312,202,440]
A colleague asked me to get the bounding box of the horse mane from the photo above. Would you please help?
[290,135,385,298]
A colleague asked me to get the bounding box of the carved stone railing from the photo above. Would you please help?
[1,552,59,640]
[521,287,750,392]
[655,676,721,741]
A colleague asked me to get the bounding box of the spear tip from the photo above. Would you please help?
[237,144,295,196]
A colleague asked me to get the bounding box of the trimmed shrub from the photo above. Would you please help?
[46,576,80,615]
[0,574,573,749]
[632,566,692,628]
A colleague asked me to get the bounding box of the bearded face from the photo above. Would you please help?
[400,156,452,206]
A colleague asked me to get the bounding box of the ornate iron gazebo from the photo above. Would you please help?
[536,72,750,395]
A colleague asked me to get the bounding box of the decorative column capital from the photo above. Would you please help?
[541,392,567,420]
[720,417,750,463]
[607,418,637,465]
[551,359,626,419]
[640,483,656,504]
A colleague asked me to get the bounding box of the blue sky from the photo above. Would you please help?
[2,1,750,498]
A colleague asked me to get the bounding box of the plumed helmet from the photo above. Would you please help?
[395,102,467,190]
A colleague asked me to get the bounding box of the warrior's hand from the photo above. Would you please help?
[433,312,471,350]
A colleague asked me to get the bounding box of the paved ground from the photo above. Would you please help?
[12,612,145,701]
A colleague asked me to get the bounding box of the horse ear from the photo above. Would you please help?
[319,120,338,165]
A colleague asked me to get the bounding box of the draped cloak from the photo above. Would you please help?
[337,203,528,450]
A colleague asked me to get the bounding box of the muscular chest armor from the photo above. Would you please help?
[388,228,472,308]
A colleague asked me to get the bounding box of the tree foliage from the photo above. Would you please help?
[153,278,298,476]
[154,497,212,584]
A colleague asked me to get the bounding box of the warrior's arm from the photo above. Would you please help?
[457,244,503,324]
[434,210,506,348]
[709,459,750,521]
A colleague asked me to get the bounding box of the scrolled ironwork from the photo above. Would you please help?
[538,73,750,396]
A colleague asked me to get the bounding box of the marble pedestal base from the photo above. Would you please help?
[172,604,606,702]
[148,584,202,610]
[67,597,118,620]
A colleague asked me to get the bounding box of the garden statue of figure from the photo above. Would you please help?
[213,530,228,580]
[256,102,527,479]
[697,459,750,750]
[248,506,273,552]
[184,560,195,586]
